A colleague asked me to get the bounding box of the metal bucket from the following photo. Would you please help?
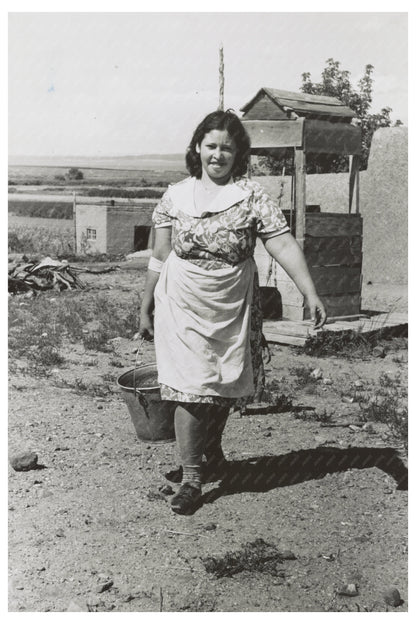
[117,363,176,443]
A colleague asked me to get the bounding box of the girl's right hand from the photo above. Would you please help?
[139,312,154,341]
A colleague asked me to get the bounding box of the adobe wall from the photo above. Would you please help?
[253,126,408,285]
[360,126,407,285]
[75,204,107,254]
[106,204,154,255]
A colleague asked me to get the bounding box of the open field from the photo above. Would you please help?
[8,163,187,187]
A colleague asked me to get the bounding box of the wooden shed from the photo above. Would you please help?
[241,88,362,321]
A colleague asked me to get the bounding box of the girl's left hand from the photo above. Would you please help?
[306,294,327,329]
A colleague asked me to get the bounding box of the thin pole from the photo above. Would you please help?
[73,192,77,254]
[218,44,224,111]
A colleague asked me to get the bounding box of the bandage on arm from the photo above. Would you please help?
[148,256,165,273]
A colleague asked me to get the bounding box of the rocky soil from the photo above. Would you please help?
[8,261,408,612]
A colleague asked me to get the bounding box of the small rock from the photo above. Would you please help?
[310,367,323,380]
[349,425,362,432]
[373,346,386,358]
[362,422,375,433]
[55,528,65,538]
[354,380,364,388]
[338,583,359,597]
[322,378,333,385]
[204,523,217,531]
[147,490,165,501]
[67,600,88,612]
[96,580,114,593]
[320,553,336,561]
[279,550,296,560]
[10,452,38,472]
[342,396,355,404]
[383,587,403,607]
[158,484,174,496]
[264,431,272,437]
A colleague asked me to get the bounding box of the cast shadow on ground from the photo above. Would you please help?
[201,446,407,507]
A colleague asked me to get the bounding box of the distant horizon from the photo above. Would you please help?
[9,152,185,160]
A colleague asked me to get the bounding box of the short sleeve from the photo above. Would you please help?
[251,182,290,240]
[152,190,173,228]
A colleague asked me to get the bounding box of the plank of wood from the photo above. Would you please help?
[263,320,312,337]
[318,293,361,317]
[310,266,362,295]
[349,155,361,214]
[304,235,362,267]
[305,213,363,237]
[294,147,306,245]
[242,119,304,149]
[304,119,362,155]
[263,332,307,346]
[242,93,289,121]
[262,312,407,347]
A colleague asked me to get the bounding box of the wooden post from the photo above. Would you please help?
[349,155,360,214]
[73,192,77,255]
[218,44,224,111]
[294,147,306,247]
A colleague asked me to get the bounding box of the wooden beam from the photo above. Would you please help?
[294,147,306,246]
[304,120,362,155]
[349,155,360,214]
[303,235,362,267]
[305,213,363,237]
[242,119,304,149]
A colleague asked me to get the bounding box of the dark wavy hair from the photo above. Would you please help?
[185,109,251,179]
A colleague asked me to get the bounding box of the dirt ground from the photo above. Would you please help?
[8,260,408,613]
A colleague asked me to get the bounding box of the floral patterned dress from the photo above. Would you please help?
[152,176,289,407]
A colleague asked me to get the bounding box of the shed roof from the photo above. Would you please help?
[241,88,356,120]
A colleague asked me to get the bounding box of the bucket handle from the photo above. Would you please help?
[133,338,150,414]
[133,337,145,395]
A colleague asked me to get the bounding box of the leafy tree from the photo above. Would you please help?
[252,59,403,175]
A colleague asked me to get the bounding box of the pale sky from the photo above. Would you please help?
[8,11,408,156]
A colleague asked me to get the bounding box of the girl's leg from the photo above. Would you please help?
[171,402,209,514]
[204,406,229,476]
[165,404,230,486]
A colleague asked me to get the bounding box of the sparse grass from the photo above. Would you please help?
[55,377,114,397]
[9,200,73,220]
[294,408,333,423]
[82,329,114,352]
[109,358,124,368]
[9,290,140,376]
[201,539,287,578]
[76,187,163,199]
[8,223,74,255]
[301,327,407,359]
[358,372,408,447]
[288,364,321,395]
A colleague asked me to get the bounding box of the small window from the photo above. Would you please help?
[86,228,97,240]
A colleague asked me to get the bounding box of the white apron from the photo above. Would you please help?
[154,250,256,398]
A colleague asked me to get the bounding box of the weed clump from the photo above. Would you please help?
[201,539,287,578]
[358,372,408,447]
[294,408,333,423]
[301,327,407,359]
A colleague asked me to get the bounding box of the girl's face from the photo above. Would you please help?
[197,129,237,183]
